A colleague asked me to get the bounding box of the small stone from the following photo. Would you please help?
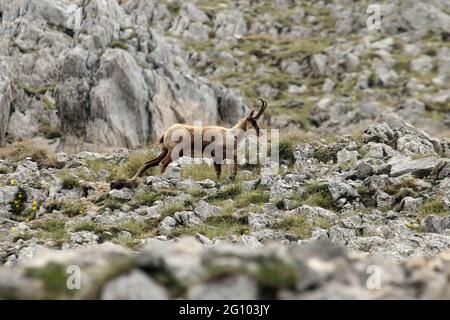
[108,188,133,200]
[174,211,202,227]
[194,200,220,220]
[158,216,177,236]
[400,197,423,212]
[198,179,216,188]
[248,213,270,230]
[336,149,358,164]
[421,215,444,233]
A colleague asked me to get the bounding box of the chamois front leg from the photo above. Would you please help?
[213,162,222,179]
[132,147,169,180]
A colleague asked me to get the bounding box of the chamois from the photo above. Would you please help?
[131,99,267,181]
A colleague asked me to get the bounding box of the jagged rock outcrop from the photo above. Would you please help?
[0,60,11,147]
[0,0,246,151]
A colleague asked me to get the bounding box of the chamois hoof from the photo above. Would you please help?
[224,176,236,184]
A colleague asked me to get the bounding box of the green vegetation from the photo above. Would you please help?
[61,201,86,217]
[356,186,377,208]
[234,190,270,208]
[105,220,159,248]
[98,195,125,212]
[0,166,10,174]
[182,163,220,181]
[9,187,28,216]
[205,251,298,294]
[385,187,418,203]
[209,183,243,201]
[38,118,62,139]
[26,263,76,299]
[299,182,334,210]
[60,172,80,190]
[34,218,68,247]
[160,203,185,218]
[171,212,249,239]
[272,215,331,240]
[314,144,342,164]
[110,40,128,50]
[114,149,159,180]
[418,198,449,218]
[17,81,56,95]
[83,158,119,181]
[73,221,102,233]
[278,130,313,164]
[132,191,159,207]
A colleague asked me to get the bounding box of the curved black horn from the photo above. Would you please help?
[254,98,267,119]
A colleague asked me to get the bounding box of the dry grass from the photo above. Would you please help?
[113,148,160,179]
[0,140,58,168]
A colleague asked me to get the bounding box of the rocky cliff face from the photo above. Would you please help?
[0,0,246,151]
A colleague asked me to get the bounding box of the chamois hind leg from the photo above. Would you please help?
[132,147,168,180]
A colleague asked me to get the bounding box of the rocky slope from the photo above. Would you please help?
[1,0,449,152]
[0,113,449,298]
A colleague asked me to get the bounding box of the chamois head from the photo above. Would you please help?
[243,98,267,137]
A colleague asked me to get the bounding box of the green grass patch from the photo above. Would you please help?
[111,41,128,50]
[60,172,80,190]
[209,183,243,201]
[73,221,104,233]
[0,140,58,168]
[234,190,270,208]
[418,198,449,218]
[9,187,28,216]
[302,182,334,209]
[84,158,119,181]
[132,191,159,207]
[114,149,159,180]
[61,201,86,217]
[171,212,249,239]
[26,263,76,299]
[272,215,330,240]
[34,218,68,247]
[38,118,62,139]
[160,203,186,218]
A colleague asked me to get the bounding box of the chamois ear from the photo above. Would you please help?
[247,110,255,119]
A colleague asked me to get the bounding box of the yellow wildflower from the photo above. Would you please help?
[10,179,16,185]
